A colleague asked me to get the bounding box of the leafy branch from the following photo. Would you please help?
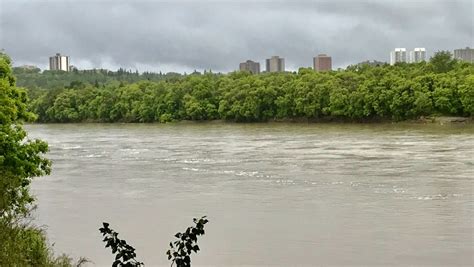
[99,222,143,267]
[166,216,209,267]
[99,216,208,267]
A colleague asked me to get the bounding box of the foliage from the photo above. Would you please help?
[99,222,144,267]
[23,56,473,123]
[1,53,51,217]
[430,50,457,73]
[0,219,86,267]
[98,217,209,267]
[1,52,76,266]
[13,67,187,91]
[166,216,209,267]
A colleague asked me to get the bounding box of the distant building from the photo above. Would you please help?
[239,60,260,74]
[49,53,70,71]
[390,48,407,65]
[409,48,426,63]
[313,54,332,71]
[265,56,285,72]
[454,47,474,63]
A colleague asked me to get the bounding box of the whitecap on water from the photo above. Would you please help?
[84,154,103,158]
[236,171,260,177]
[415,194,449,200]
[182,167,201,172]
[61,145,81,150]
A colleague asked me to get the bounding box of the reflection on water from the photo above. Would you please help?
[28,123,474,266]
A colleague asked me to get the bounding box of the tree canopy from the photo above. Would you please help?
[1,53,51,217]
[0,53,77,266]
[23,53,473,123]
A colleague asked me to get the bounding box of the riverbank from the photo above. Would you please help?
[29,116,473,125]
[416,116,472,124]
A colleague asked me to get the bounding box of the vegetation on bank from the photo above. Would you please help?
[0,53,80,266]
[16,51,474,123]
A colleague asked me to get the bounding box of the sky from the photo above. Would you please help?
[0,0,472,73]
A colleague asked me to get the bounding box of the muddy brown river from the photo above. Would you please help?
[27,123,473,266]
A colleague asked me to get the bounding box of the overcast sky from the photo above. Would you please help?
[0,0,472,73]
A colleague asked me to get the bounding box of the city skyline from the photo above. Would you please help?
[1,0,472,73]
[41,46,470,74]
[15,45,473,74]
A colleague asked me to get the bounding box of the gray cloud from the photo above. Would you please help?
[0,0,472,72]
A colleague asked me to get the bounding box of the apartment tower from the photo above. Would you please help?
[313,54,332,71]
[265,56,285,72]
[454,47,474,63]
[390,48,407,65]
[409,48,426,63]
[49,53,70,71]
[239,60,260,74]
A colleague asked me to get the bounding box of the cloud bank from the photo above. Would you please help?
[1,0,472,72]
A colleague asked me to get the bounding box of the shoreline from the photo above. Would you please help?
[27,116,473,125]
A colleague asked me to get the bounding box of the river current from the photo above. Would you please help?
[27,123,473,266]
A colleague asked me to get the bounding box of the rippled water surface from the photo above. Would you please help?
[27,123,473,266]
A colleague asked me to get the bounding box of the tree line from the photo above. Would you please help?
[21,52,474,123]
[13,66,188,91]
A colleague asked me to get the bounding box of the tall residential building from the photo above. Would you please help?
[239,60,260,74]
[265,56,285,72]
[390,48,407,65]
[313,54,332,71]
[454,47,474,63]
[49,53,70,71]
[409,48,426,63]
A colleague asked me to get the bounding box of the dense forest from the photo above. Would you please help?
[16,52,474,123]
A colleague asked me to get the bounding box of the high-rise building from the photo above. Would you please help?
[409,48,426,63]
[49,53,70,71]
[313,54,332,71]
[239,60,260,74]
[454,47,474,63]
[265,56,285,72]
[390,48,407,65]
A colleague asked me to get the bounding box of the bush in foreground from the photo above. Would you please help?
[100,216,209,267]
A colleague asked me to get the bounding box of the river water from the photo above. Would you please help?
[27,123,473,266]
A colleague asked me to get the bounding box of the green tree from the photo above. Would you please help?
[0,54,51,217]
[0,53,79,266]
[430,51,457,73]
[458,75,474,115]
[19,55,474,123]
